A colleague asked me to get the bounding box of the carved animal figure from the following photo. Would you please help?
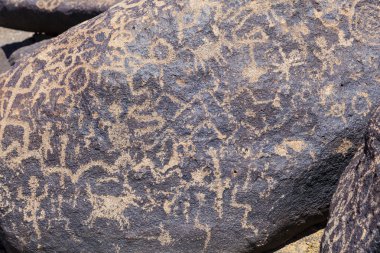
[0,0,379,252]
[321,106,380,252]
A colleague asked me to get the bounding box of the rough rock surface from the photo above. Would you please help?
[0,0,121,34]
[0,0,379,252]
[0,49,10,74]
[321,106,380,253]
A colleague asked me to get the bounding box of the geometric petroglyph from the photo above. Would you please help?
[351,0,380,46]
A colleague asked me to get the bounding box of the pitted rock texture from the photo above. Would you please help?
[0,0,121,34]
[321,106,380,253]
[0,0,379,252]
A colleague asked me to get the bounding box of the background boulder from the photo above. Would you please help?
[0,0,121,34]
[321,106,380,252]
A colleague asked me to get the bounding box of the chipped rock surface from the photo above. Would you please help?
[0,0,121,34]
[0,0,379,252]
[321,106,380,253]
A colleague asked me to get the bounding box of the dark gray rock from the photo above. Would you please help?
[321,105,380,252]
[0,0,379,252]
[0,0,121,34]
[0,49,10,74]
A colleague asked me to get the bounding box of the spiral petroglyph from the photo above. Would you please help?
[351,0,380,46]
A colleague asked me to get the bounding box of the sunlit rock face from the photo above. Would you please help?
[0,0,121,34]
[0,50,10,74]
[321,105,380,253]
[0,0,379,252]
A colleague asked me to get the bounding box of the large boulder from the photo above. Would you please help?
[0,0,121,34]
[0,0,379,252]
[321,106,380,252]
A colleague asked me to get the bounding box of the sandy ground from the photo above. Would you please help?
[276,229,324,253]
[0,27,33,47]
[0,26,51,69]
